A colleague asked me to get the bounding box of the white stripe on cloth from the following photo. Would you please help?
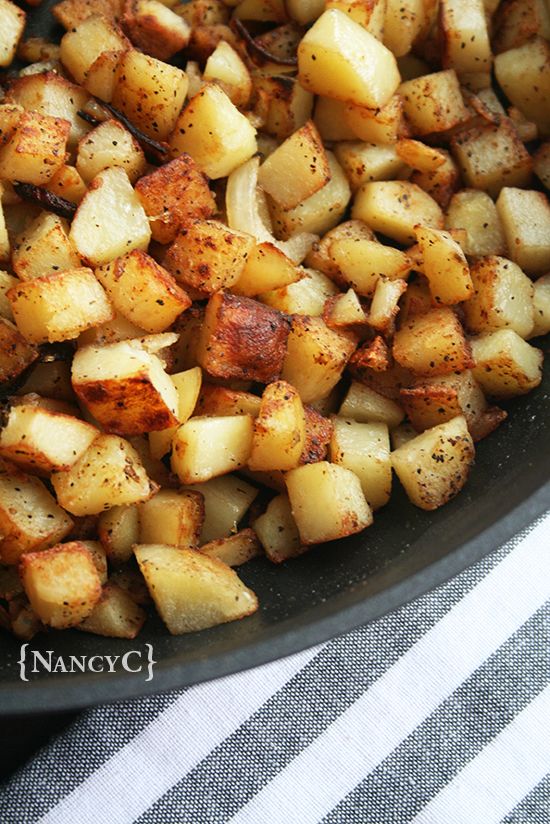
[37,643,323,824]
[229,515,550,824]
[412,684,550,824]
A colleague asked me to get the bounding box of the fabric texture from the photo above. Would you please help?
[2,511,549,824]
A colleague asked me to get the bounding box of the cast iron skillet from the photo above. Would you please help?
[1,1,549,714]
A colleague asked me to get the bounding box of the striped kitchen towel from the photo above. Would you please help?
[1,510,550,824]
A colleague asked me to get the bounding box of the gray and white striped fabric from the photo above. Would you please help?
[2,512,550,824]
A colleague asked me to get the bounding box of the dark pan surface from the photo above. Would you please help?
[1,1,549,714]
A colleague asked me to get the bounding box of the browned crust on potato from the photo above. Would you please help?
[349,336,390,374]
[0,319,38,383]
[122,0,189,60]
[300,406,333,465]
[52,0,125,29]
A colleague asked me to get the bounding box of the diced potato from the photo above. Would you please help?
[329,237,412,295]
[286,461,372,544]
[185,474,258,543]
[148,366,203,458]
[112,49,188,141]
[253,493,303,563]
[123,0,190,60]
[391,415,475,510]
[203,41,251,107]
[314,96,358,142]
[109,564,150,605]
[352,181,444,245]
[415,225,473,305]
[98,504,140,564]
[330,418,391,509]
[269,151,351,239]
[396,139,448,174]
[76,119,146,184]
[0,204,9,264]
[171,415,253,483]
[470,329,543,398]
[440,0,492,74]
[301,405,334,463]
[72,337,179,435]
[169,83,257,179]
[297,9,400,109]
[285,0,324,24]
[0,110,70,186]
[399,69,467,136]
[334,141,405,192]
[255,76,313,142]
[0,458,73,565]
[60,14,129,85]
[305,219,375,280]
[52,434,156,515]
[45,165,87,205]
[234,0,287,22]
[323,288,368,329]
[135,544,258,633]
[0,271,16,320]
[8,268,113,344]
[79,540,107,584]
[344,95,406,145]
[0,0,26,67]
[339,381,405,428]
[234,242,302,297]
[12,212,81,281]
[463,256,534,339]
[78,312,146,347]
[494,38,550,136]
[393,307,473,376]
[200,528,261,567]
[445,190,506,257]
[195,384,260,419]
[326,0,385,37]
[451,122,532,198]
[20,542,102,629]
[84,49,123,102]
[348,335,390,373]
[139,489,204,548]
[534,143,550,190]
[411,151,460,211]
[197,291,290,383]
[530,274,550,338]
[368,276,408,333]
[70,167,152,267]
[384,0,424,56]
[492,0,550,53]
[281,315,356,404]
[78,582,147,638]
[53,0,125,29]
[0,404,99,474]
[248,381,306,472]
[496,188,550,276]
[261,268,338,316]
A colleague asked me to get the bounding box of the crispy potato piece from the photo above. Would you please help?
[399,70,467,136]
[298,10,400,108]
[204,41,251,108]
[45,165,87,205]
[79,540,107,584]
[0,459,73,565]
[330,418,391,509]
[148,366,203,459]
[411,151,460,211]
[171,415,253,483]
[441,0,491,74]
[60,14,129,85]
[52,434,156,515]
[169,84,257,179]
[391,415,475,510]
[328,238,412,296]
[185,475,258,544]
[76,119,146,184]
[334,141,404,192]
[305,219,375,280]
[253,493,303,563]
[78,312,146,348]
[415,225,473,305]
[0,0,26,67]
[20,542,102,629]
[339,381,404,428]
[530,274,550,338]
[194,384,261,419]
[470,329,543,398]
[135,154,216,245]
[325,0,385,36]
[393,307,473,376]
[451,122,533,198]
[368,276,407,333]
[0,110,70,186]
[248,381,306,472]
[496,187,550,276]
[0,319,39,383]
[445,190,506,257]
[323,289,368,330]
[139,489,204,548]
[200,528,262,567]
[53,0,124,29]
[197,292,290,383]
[281,315,356,404]
[234,243,302,297]
[261,268,339,317]
[84,49,125,102]
[348,336,390,374]
[344,95,406,145]
[78,582,147,638]
[98,504,140,564]
[494,38,550,137]
[463,256,534,339]
[123,0,190,60]
[0,271,16,320]
[256,76,313,141]
[135,544,258,634]
[12,212,81,281]
[352,181,444,245]
[70,167,151,267]
[300,405,333,464]
[534,143,550,190]
[286,461,372,544]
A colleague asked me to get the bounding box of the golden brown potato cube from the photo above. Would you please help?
[53,0,124,29]
[76,119,146,184]
[20,542,102,629]
[111,49,188,141]
[177,0,229,27]
[391,415,475,510]
[0,318,38,383]
[297,9,400,109]
[163,220,254,295]
[234,243,302,298]
[344,95,406,145]
[325,0,385,36]
[352,181,444,245]
[82,48,123,103]
[348,335,390,374]
[0,0,26,67]
[451,122,533,198]
[8,268,113,344]
[0,405,99,474]
[135,544,258,634]
[323,289,368,330]
[135,154,216,245]
[492,0,550,53]
[415,225,473,305]
[261,268,338,317]
[464,256,535,339]
[12,212,81,281]
[148,366,202,459]
[0,111,69,186]
[72,338,179,435]
[78,582,147,638]
[171,415,253,483]
[248,381,306,472]
[139,489,204,549]
[185,474,258,544]
[411,151,460,211]
[45,165,87,205]
[496,187,550,276]
[334,141,405,192]
[384,0,425,56]
[258,121,330,211]
[253,493,303,563]
[199,528,261,567]
[197,292,290,383]
[329,237,412,296]
[0,270,16,320]
[314,96,358,142]
[123,0,190,60]
[60,14,129,85]
[305,219,375,280]
[441,0,492,73]
[399,69,467,136]
[0,458,73,565]
[281,315,356,404]
[393,307,474,376]
[169,83,257,179]
[52,434,156,515]
[70,167,151,267]
[256,76,313,141]
[78,312,145,348]
[494,38,550,136]
[98,503,139,564]
[470,329,543,398]
[95,250,191,333]
[286,461,372,544]
[368,276,407,333]
[203,40,251,108]
[300,405,333,464]
[330,418,391,509]
[396,139,447,174]
[339,380,404,428]
[445,190,506,257]
[195,384,261,419]
[530,274,550,338]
